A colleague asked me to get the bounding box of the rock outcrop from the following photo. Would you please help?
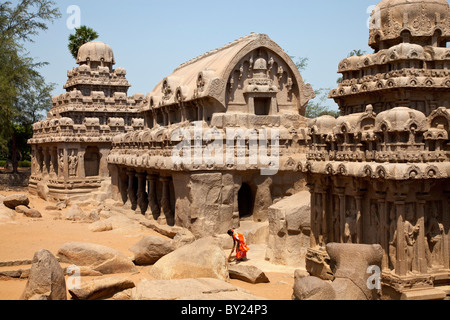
[20,250,67,300]
[129,235,175,265]
[69,276,135,300]
[133,278,265,300]
[57,242,137,275]
[149,238,229,281]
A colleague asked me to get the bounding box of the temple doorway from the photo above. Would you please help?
[84,146,100,177]
[238,183,254,219]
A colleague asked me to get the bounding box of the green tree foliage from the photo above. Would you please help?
[68,26,99,60]
[0,0,60,172]
[291,56,340,119]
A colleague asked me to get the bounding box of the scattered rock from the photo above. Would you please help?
[294,269,310,281]
[228,264,270,284]
[0,207,16,224]
[63,205,88,221]
[57,242,137,275]
[149,238,229,281]
[129,235,175,265]
[133,278,265,300]
[140,219,185,238]
[20,250,67,300]
[173,229,196,248]
[88,220,113,233]
[292,276,336,301]
[69,276,135,300]
[3,194,29,210]
[37,181,49,201]
[15,205,29,214]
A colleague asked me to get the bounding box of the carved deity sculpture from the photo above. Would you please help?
[344,199,357,244]
[314,193,323,246]
[332,197,340,242]
[68,150,78,177]
[369,203,381,244]
[388,205,397,271]
[425,203,444,269]
[404,205,420,273]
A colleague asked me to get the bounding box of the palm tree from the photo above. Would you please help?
[68,26,99,60]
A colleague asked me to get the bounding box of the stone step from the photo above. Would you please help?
[401,288,447,300]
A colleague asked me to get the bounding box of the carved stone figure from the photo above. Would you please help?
[388,205,397,272]
[68,151,78,177]
[425,203,444,269]
[404,205,420,273]
[344,200,357,244]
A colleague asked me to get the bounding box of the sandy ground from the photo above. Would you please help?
[0,187,297,301]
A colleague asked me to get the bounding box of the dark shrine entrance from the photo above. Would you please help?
[238,183,254,219]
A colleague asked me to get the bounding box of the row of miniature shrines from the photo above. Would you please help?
[308,176,450,277]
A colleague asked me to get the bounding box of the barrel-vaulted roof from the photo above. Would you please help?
[144,33,314,113]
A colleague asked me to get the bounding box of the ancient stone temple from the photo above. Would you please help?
[28,41,144,200]
[305,0,450,299]
[107,33,315,237]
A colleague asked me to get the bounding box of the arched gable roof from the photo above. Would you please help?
[145,33,314,112]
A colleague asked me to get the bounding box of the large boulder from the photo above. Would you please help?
[37,181,50,201]
[266,191,311,268]
[3,194,29,209]
[133,278,264,300]
[292,244,384,301]
[327,243,383,300]
[149,237,229,281]
[57,242,137,275]
[69,276,135,300]
[20,250,67,300]
[16,206,42,218]
[63,205,89,222]
[0,206,16,224]
[129,235,175,265]
[292,276,336,301]
[228,264,270,284]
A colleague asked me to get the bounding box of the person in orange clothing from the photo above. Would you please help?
[227,229,250,262]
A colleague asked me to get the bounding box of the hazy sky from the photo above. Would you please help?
[22,0,382,110]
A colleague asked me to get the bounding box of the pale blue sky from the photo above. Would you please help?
[23,0,381,110]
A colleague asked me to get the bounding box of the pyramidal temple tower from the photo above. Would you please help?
[28,41,144,200]
[304,0,450,299]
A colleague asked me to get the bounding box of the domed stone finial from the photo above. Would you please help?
[76,41,116,66]
[369,0,450,50]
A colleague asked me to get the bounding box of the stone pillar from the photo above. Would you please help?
[127,170,137,211]
[338,191,346,244]
[416,197,428,274]
[147,174,160,220]
[63,148,69,180]
[395,197,407,276]
[43,147,50,176]
[77,148,86,179]
[356,195,363,244]
[118,168,129,204]
[309,191,317,248]
[377,195,389,271]
[248,97,255,115]
[159,177,174,226]
[444,194,450,270]
[321,191,328,246]
[136,172,148,215]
